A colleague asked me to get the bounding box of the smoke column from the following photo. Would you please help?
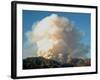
[27,14,89,63]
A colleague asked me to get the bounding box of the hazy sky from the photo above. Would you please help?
[22,10,91,59]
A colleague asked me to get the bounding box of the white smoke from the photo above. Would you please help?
[27,14,89,63]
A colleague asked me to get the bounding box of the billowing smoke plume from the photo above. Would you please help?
[27,14,89,64]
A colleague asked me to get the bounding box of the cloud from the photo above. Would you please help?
[24,14,90,63]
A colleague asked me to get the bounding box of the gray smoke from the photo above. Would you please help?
[26,14,90,63]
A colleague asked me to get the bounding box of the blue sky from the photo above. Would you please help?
[23,10,91,46]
